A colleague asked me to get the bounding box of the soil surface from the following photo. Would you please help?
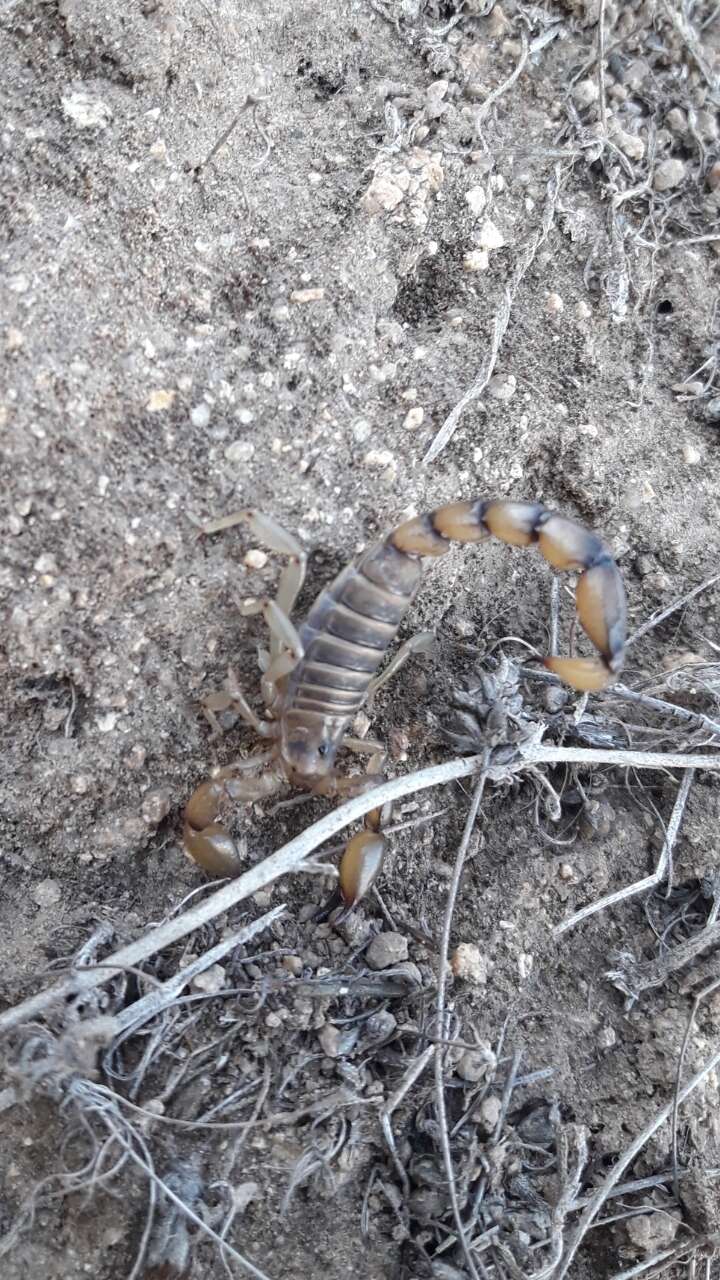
[1,2,720,1278]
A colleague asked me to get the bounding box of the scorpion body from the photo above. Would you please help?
[184,499,626,913]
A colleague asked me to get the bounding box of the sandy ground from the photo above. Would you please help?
[1,1,720,1277]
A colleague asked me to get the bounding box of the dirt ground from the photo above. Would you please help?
[1,1,720,1277]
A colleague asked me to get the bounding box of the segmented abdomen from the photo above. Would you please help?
[284,541,422,719]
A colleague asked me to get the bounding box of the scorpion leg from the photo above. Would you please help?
[259,600,305,706]
[366,630,435,710]
[183,762,286,877]
[315,752,392,921]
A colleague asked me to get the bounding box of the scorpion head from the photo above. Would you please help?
[279,713,345,787]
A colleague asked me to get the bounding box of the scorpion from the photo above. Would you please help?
[183,499,626,917]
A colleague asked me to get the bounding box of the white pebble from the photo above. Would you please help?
[682,444,701,465]
[546,292,564,314]
[61,91,112,129]
[244,549,268,569]
[364,449,395,468]
[465,185,487,216]
[225,439,254,463]
[477,219,505,250]
[463,249,489,272]
[362,174,406,214]
[403,406,424,430]
[487,373,517,402]
[575,299,592,319]
[450,943,488,985]
[573,78,599,107]
[146,388,175,412]
[653,159,686,192]
[190,403,211,428]
[191,965,227,995]
[290,287,325,303]
[353,418,372,442]
[518,953,533,979]
[32,879,62,907]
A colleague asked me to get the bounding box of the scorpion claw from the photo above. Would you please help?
[543,656,614,693]
[182,821,243,877]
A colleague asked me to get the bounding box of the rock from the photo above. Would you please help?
[573,78,599,107]
[546,292,564,314]
[706,397,720,423]
[450,943,489,985]
[653,159,686,192]
[487,373,517,402]
[225,439,254,463]
[463,249,489,272]
[243,549,268,569]
[282,954,303,977]
[141,787,171,827]
[190,403,211,428]
[290,287,325,303]
[456,1044,495,1082]
[403,406,424,430]
[191,965,226,994]
[32,879,62,907]
[475,1094,502,1133]
[366,931,409,970]
[477,219,505,250]
[61,91,112,129]
[625,1210,681,1253]
[465,185,487,216]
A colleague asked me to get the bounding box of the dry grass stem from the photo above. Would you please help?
[626,572,720,649]
[434,768,489,1280]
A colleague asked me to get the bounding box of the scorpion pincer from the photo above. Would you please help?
[183,499,626,916]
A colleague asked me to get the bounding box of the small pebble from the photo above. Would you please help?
[403,406,424,430]
[141,788,171,827]
[518,952,533,980]
[672,380,704,397]
[487,373,516,402]
[290,287,325,303]
[705,397,720,423]
[146,389,175,412]
[34,553,58,574]
[363,448,395,469]
[282,955,303,977]
[225,439,254,463]
[475,1094,503,1133]
[61,91,112,129]
[243,548,268,569]
[450,943,488,986]
[546,292,564,315]
[573,78,599,107]
[191,964,226,995]
[625,1211,681,1254]
[456,1045,495,1083]
[32,879,62,908]
[318,1024,355,1057]
[665,107,687,134]
[653,159,686,192]
[477,219,505,250]
[366,931,409,970]
[353,418,372,442]
[575,299,592,319]
[707,162,720,192]
[465,185,486,216]
[597,1025,617,1050]
[682,444,701,465]
[463,248,489,272]
[190,403,211,429]
[558,862,576,881]
[5,328,24,352]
